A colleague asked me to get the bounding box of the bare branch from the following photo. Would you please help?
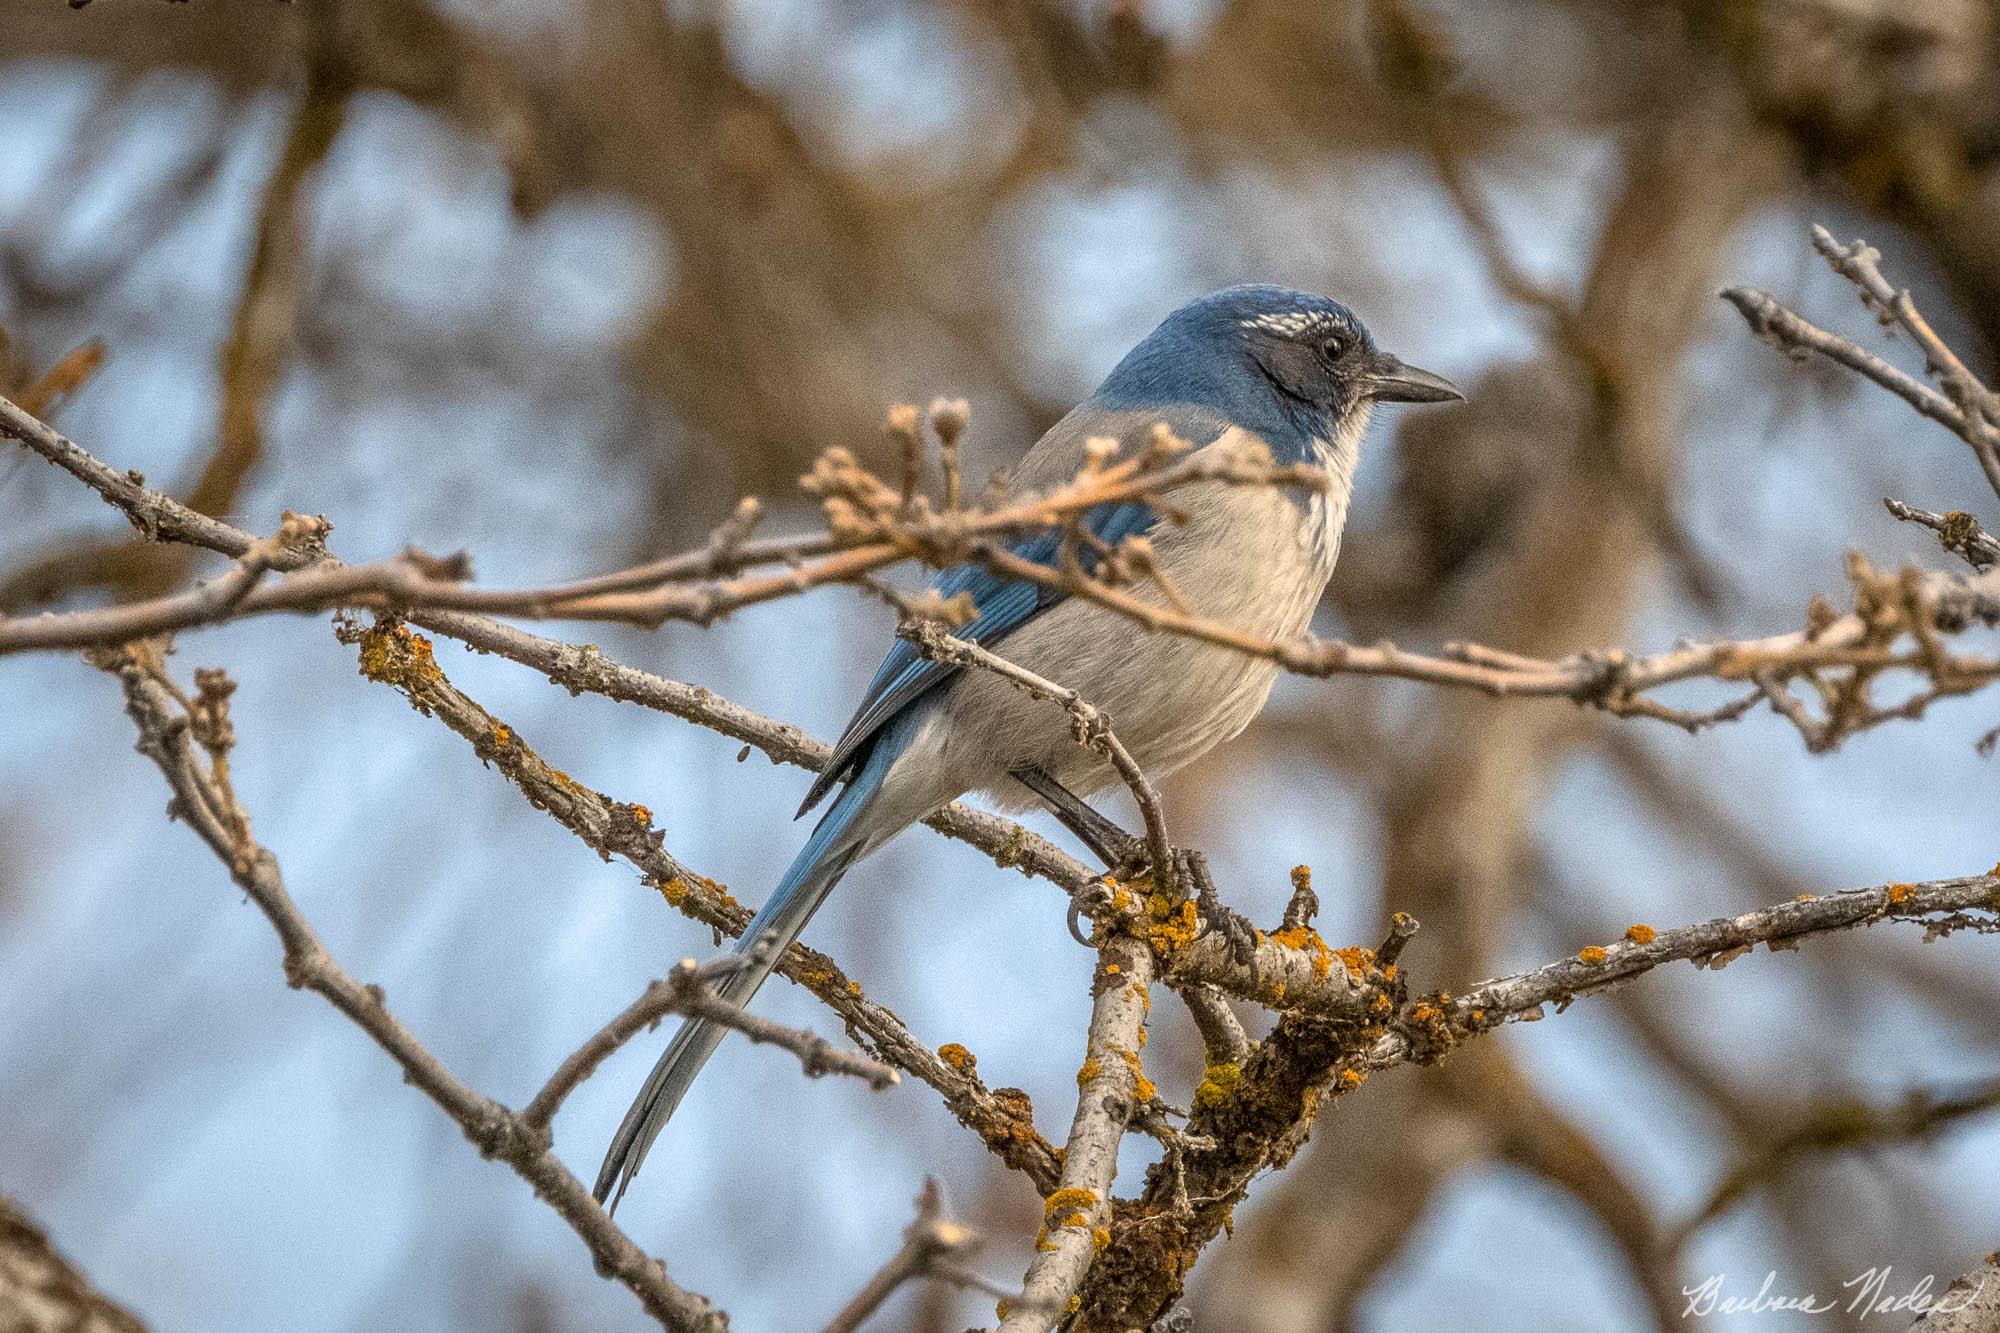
[1910,1250,2000,1331]
[11,392,1994,755]
[1724,225,2000,504]
[1887,499,2000,570]
[338,617,1062,1192]
[0,1196,146,1333]
[1078,870,2000,1326]
[1178,985,1249,1067]
[523,946,897,1133]
[1670,1072,2000,1254]
[821,1178,983,1333]
[89,642,726,1333]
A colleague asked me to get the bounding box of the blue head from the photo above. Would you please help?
[1091,284,1461,461]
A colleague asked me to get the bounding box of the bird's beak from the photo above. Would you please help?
[1361,353,1464,404]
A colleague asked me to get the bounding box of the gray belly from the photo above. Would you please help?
[905,473,1340,812]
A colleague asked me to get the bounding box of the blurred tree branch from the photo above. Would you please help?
[0,1197,145,1333]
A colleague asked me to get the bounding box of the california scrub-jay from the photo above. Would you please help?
[595,285,1460,1208]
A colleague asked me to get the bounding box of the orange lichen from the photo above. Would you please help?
[1076,1056,1103,1087]
[937,1043,975,1072]
[1624,923,1656,944]
[1269,925,1335,981]
[845,980,863,996]
[1033,1228,1058,1253]
[1044,1187,1097,1221]
[1103,963,1121,976]
[1092,1226,1111,1254]
[1338,1068,1366,1090]
[1143,892,1201,952]
[1577,945,1608,965]
[628,804,652,826]
[1886,882,1915,905]
[356,624,443,690]
[1114,1046,1155,1102]
[658,878,691,907]
[1331,946,1373,983]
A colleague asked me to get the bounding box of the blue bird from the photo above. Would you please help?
[594,285,1461,1209]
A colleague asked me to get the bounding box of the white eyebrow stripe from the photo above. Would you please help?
[1239,311,1343,337]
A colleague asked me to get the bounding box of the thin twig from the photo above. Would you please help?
[11,392,1995,758]
[905,620,1176,893]
[1887,498,2000,569]
[822,1178,982,1333]
[523,946,895,1132]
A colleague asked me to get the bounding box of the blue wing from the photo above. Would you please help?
[797,499,1156,815]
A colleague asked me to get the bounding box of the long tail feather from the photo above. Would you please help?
[592,762,886,1211]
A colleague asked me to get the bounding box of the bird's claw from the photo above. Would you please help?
[1184,851,1259,976]
[1067,891,1096,948]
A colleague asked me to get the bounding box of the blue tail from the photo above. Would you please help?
[592,732,906,1211]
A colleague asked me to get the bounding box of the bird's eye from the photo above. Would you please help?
[1319,333,1350,360]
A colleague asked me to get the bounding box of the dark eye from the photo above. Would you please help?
[1319,333,1350,361]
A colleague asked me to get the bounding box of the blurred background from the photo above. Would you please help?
[4,0,2000,1329]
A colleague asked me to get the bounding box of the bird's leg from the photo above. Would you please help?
[1011,766,1142,868]
[1012,767,1259,971]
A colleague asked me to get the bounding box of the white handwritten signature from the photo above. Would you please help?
[1682,1268,1984,1319]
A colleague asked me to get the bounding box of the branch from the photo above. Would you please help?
[999,930,1155,1332]
[1077,869,2000,1327]
[1887,499,2000,570]
[523,947,897,1133]
[1723,225,2000,505]
[338,617,1064,1192]
[12,391,1996,753]
[1,390,1343,1021]
[0,393,1315,643]
[0,1196,146,1333]
[904,620,1175,892]
[1670,1072,2000,1253]
[821,1178,990,1333]
[1910,1250,2000,1331]
[89,642,726,1332]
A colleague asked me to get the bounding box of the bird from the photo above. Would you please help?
[594,284,1461,1210]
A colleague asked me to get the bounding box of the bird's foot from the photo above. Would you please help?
[1104,843,1260,976]
[1180,849,1260,975]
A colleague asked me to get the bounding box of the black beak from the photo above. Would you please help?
[1361,353,1463,405]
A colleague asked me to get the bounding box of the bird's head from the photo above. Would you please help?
[1095,285,1461,456]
